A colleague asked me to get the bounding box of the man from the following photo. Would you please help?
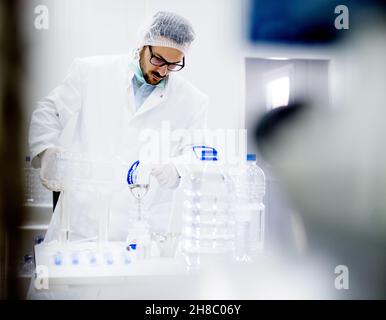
[29,11,208,242]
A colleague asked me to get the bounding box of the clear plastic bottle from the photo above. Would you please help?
[181,150,235,271]
[228,154,265,261]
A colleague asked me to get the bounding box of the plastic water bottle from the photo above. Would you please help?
[181,146,235,271]
[245,154,265,253]
[228,154,265,261]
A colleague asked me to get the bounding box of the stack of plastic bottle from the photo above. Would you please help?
[46,151,119,243]
[228,154,266,262]
[24,156,52,206]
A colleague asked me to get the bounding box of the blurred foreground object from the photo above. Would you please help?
[249,0,386,44]
[0,0,25,299]
[255,20,386,298]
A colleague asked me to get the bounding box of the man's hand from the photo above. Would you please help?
[151,163,181,189]
[39,147,63,191]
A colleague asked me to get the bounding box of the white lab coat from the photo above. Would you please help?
[29,54,208,242]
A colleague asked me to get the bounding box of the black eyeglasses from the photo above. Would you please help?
[148,46,185,72]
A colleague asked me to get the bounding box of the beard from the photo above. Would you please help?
[139,48,166,85]
[144,71,165,85]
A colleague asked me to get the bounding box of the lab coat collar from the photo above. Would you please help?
[125,55,170,91]
[125,55,171,118]
[133,82,168,117]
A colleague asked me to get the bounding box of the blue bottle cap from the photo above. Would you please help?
[246,154,256,161]
[192,146,218,161]
[54,253,62,266]
[126,244,137,251]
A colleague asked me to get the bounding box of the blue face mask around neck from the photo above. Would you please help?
[130,58,147,85]
[130,55,166,88]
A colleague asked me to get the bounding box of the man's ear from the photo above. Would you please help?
[135,46,145,60]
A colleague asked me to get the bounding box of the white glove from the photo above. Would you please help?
[39,147,63,191]
[151,163,181,189]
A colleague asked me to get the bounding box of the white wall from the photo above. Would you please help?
[22,0,145,154]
